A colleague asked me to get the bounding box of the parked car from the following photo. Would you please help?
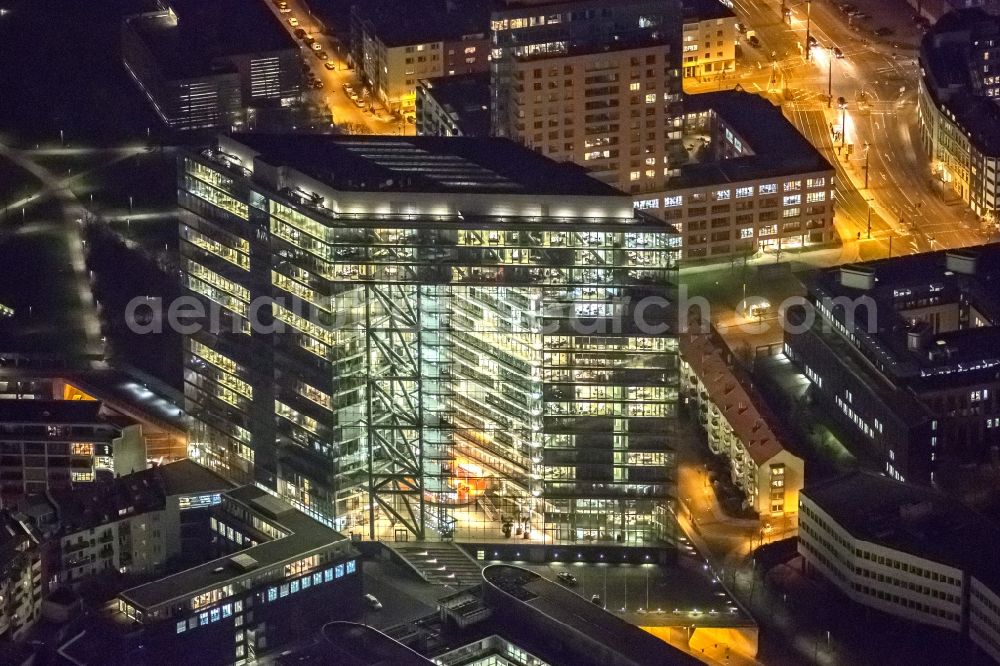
[288,17,299,27]
[312,80,324,90]
[591,595,601,605]
[311,42,323,52]
[833,46,844,58]
[315,51,328,60]
[748,35,761,48]
[324,61,336,70]
[279,6,292,13]
[364,594,382,610]
[557,571,578,586]
[293,28,306,39]
[874,26,893,37]
[735,22,746,34]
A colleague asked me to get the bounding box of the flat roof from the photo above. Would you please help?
[0,399,104,424]
[318,623,434,665]
[807,245,1000,389]
[671,90,832,187]
[229,133,623,197]
[418,72,491,137]
[124,0,297,79]
[119,485,349,610]
[483,564,701,666]
[803,471,1000,591]
[354,0,489,46]
[683,0,737,22]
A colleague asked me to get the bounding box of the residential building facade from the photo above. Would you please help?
[490,0,686,194]
[179,133,681,545]
[681,0,738,82]
[416,73,491,137]
[681,330,804,518]
[122,0,302,130]
[0,401,122,503]
[0,516,43,641]
[350,0,490,114]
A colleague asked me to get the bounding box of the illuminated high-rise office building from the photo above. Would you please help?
[178,133,680,545]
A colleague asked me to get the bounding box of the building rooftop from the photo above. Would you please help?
[418,73,491,137]
[920,9,1000,157]
[806,245,1000,390]
[317,622,434,665]
[353,0,489,46]
[119,484,350,611]
[803,471,1000,590]
[681,331,787,465]
[227,133,622,197]
[0,399,105,424]
[483,564,700,665]
[671,90,832,188]
[683,0,737,22]
[51,460,231,534]
[124,0,297,79]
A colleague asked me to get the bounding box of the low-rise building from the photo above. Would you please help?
[681,0,738,83]
[681,330,803,518]
[646,91,836,261]
[49,459,230,588]
[122,0,303,130]
[799,471,1000,660]
[350,0,489,115]
[416,73,491,137]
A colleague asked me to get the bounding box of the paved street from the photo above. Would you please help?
[263,0,412,135]
[690,0,992,266]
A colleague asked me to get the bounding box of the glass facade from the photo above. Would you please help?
[179,139,680,545]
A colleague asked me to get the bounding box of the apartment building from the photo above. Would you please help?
[799,471,1000,660]
[681,330,803,518]
[122,0,302,130]
[179,133,680,546]
[491,0,685,194]
[350,0,490,114]
[0,515,43,641]
[681,0,738,82]
[416,73,491,137]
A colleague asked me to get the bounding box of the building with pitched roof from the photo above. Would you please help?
[681,329,803,517]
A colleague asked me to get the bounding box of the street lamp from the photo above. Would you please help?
[838,97,848,148]
[827,47,834,108]
[866,198,873,239]
[864,142,870,189]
